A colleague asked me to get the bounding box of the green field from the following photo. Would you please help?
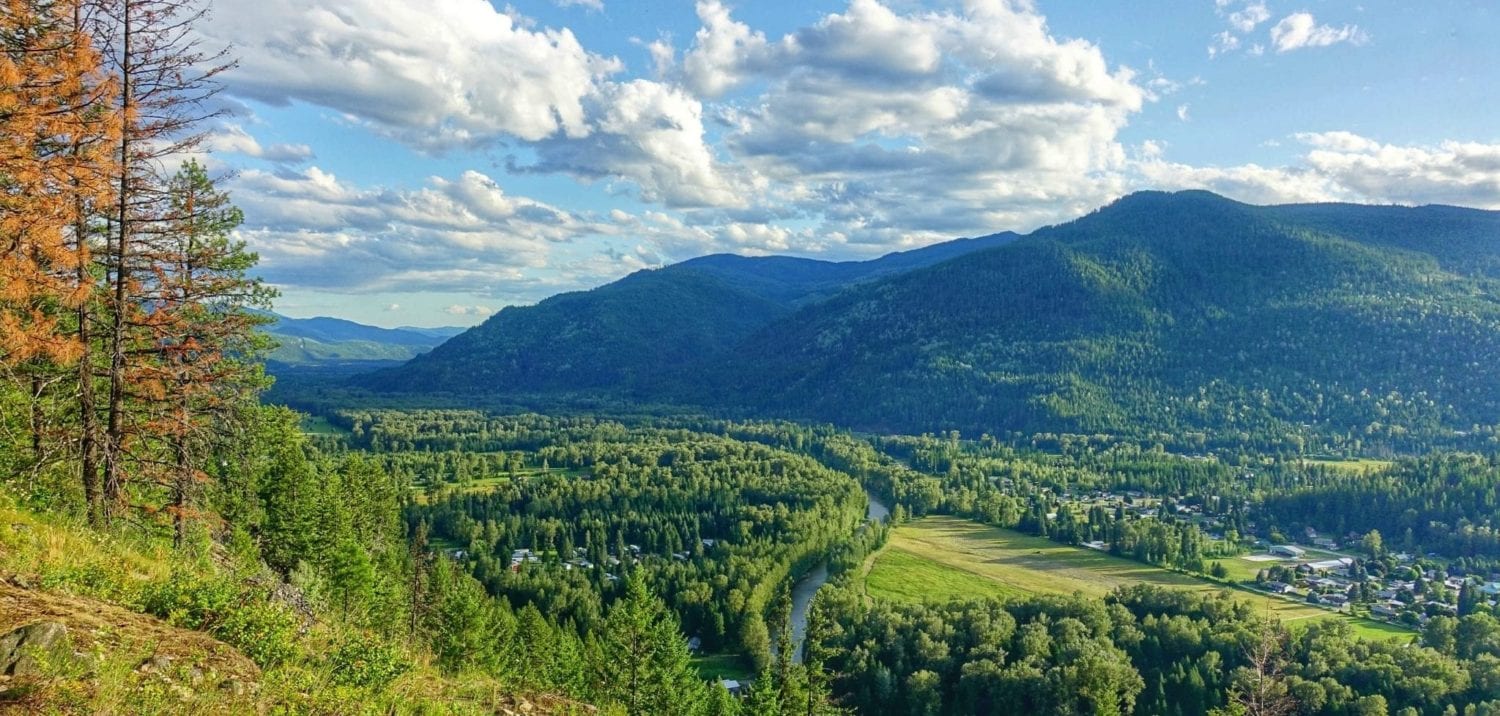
[864,517,1412,641]
[692,653,752,682]
[413,467,585,504]
[299,414,349,436]
[1217,545,1355,583]
[1300,457,1394,475]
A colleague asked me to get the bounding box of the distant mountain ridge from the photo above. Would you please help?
[372,230,1018,393]
[362,191,1500,447]
[264,313,462,367]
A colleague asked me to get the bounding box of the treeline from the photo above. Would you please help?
[808,581,1500,715]
[1259,454,1500,563]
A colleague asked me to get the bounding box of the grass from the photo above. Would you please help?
[0,490,583,713]
[299,415,348,436]
[1300,457,1394,475]
[411,467,585,504]
[865,517,1414,641]
[692,653,752,682]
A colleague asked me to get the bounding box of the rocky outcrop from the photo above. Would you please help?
[0,621,72,676]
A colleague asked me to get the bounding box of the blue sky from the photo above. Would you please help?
[194,0,1500,326]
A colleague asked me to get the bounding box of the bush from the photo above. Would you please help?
[140,570,299,667]
[326,632,411,689]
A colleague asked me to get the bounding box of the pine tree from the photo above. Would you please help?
[146,159,272,544]
[591,574,707,715]
[0,0,115,501]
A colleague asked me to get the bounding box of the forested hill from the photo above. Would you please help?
[369,230,1016,394]
[715,191,1500,446]
[366,191,1500,449]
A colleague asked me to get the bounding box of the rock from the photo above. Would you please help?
[138,654,174,673]
[0,621,72,676]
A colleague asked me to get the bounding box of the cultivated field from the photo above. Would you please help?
[863,516,1412,641]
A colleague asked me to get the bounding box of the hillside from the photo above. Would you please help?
[718,192,1500,444]
[372,231,1015,395]
[0,496,569,714]
[362,191,1500,448]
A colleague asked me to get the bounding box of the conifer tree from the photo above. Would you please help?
[592,573,707,715]
[0,0,115,495]
[94,0,232,516]
[145,159,272,544]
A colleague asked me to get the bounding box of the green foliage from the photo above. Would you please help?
[139,570,298,667]
[326,631,412,689]
[589,574,709,716]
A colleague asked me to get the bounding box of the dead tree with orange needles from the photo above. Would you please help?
[0,0,117,499]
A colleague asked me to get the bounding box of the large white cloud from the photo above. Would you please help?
[206,0,1499,311]
[207,0,621,147]
[674,0,1147,244]
[230,167,650,299]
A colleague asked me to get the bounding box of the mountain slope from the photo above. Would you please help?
[712,191,1500,442]
[372,231,1016,395]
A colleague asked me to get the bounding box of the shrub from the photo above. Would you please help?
[140,570,299,667]
[326,632,411,689]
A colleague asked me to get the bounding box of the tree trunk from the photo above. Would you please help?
[101,1,133,517]
[172,430,188,547]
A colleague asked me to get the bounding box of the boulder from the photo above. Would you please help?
[0,621,72,676]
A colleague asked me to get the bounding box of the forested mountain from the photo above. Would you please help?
[265,313,461,366]
[369,191,1500,448]
[717,191,1500,446]
[375,231,1015,394]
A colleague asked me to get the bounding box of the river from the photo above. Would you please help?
[784,487,888,663]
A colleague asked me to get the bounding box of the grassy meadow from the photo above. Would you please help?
[863,516,1413,642]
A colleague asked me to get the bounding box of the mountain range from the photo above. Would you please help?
[263,313,464,368]
[358,191,1500,447]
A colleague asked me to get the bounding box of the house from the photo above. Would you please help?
[1083,541,1109,551]
[1264,582,1295,594]
[1271,545,1306,558]
[1313,537,1339,550]
[701,538,717,549]
[1481,583,1500,597]
[1322,594,1350,606]
[720,679,743,696]
[1372,603,1400,618]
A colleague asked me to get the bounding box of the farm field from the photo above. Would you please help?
[1300,457,1395,475]
[863,516,1413,642]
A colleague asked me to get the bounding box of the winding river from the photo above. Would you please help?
[785,487,889,663]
